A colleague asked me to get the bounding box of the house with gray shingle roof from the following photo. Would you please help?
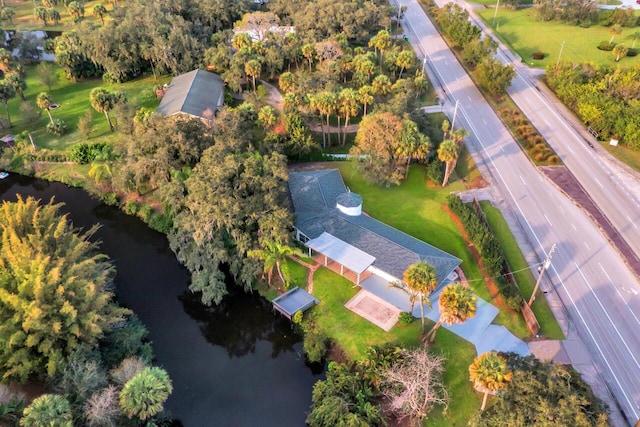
[157,69,224,124]
[289,169,462,313]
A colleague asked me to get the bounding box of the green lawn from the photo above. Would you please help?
[479,201,564,340]
[285,258,309,289]
[310,267,481,426]
[5,0,115,31]
[6,64,169,151]
[477,8,640,68]
[335,161,529,337]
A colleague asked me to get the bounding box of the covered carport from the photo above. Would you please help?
[305,232,375,285]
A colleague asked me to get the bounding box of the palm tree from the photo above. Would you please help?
[424,283,476,343]
[338,88,359,146]
[612,44,628,62]
[396,120,431,177]
[245,59,262,93]
[358,85,374,116]
[403,261,439,332]
[20,394,73,427]
[609,24,623,44]
[301,43,316,71]
[396,50,414,79]
[469,352,512,411]
[316,91,337,148]
[438,139,459,186]
[93,3,107,25]
[119,367,173,421]
[388,280,419,313]
[36,92,53,125]
[247,240,295,287]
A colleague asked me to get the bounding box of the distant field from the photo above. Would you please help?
[3,0,113,31]
[477,8,640,68]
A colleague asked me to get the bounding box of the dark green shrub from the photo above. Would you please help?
[598,9,613,26]
[99,314,154,367]
[303,329,328,363]
[46,119,67,136]
[531,51,545,60]
[71,142,109,164]
[138,204,154,222]
[101,192,119,206]
[425,158,445,185]
[147,212,173,234]
[398,311,414,326]
[597,41,616,51]
[123,200,140,216]
[627,48,638,57]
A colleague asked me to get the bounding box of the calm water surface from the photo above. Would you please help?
[0,175,322,426]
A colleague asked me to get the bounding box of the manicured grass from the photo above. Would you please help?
[605,143,640,173]
[479,201,564,340]
[7,64,169,150]
[335,162,529,337]
[477,8,640,68]
[310,267,481,426]
[285,258,309,289]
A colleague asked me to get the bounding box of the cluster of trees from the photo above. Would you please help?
[0,196,173,425]
[0,49,29,129]
[307,345,448,426]
[350,111,431,186]
[470,353,609,425]
[436,4,514,95]
[447,195,524,309]
[533,0,599,27]
[546,63,640,150]
[45,0,248,82]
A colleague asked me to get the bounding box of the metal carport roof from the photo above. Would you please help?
[306,232,375,275]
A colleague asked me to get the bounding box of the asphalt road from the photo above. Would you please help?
[395,0,640,423]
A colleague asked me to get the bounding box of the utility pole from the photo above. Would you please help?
[451,99,460,131]
[492,0,501,27]
[528,244,556,307]
[555,41,565,70]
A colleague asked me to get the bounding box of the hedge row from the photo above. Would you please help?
[448,195,524,309]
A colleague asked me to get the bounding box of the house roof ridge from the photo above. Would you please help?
[178,69,199,115]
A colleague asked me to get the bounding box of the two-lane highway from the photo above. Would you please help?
[396,0,640,422]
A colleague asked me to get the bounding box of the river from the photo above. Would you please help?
[0,175,322,426]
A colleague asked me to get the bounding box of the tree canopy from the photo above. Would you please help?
[470,353,609,426]
[0,196,128,383]
[168,108,292,305]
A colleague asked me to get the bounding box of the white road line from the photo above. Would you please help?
[403,10,639,417]
[543,214,552,226]
[559,207,564,214]
[519,175,527,185]
[575,263,640,372]
[501,146,505,153]
[599,263,640,328]
[584,242,590,250]
[537,175,543,182]
[467,95,472,102]
[444,60,448,66]
[567,146,574,154]
[482,118,487,125]
[626,216,638,229]
[594,178,604,188]
[571,223,577,231]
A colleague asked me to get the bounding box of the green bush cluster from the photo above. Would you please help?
[398,311,414,326]
[122,200,172,233]
[501,108,559,165]
[597,41,616,51]
[46,119,67,136]
[425,157,445,184]
[70,142,109,164]
[447,195,524,309]
[26,149,72,163]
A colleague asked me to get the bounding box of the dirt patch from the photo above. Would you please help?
[443,204,509,310]
[466,175,489,190]
[288,161,339,172]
